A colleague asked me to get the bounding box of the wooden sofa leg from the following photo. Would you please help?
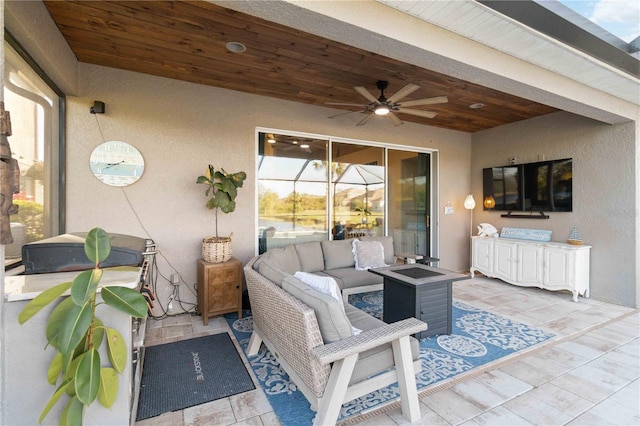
[247,329,264,356]
[392,335,421,422]
[313,353,358,426]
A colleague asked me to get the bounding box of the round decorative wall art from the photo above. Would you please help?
[89,141,145,187]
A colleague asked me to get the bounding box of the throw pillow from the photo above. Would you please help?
[352,240,387,271]
[293,271,342,302]
[293,271,362,336]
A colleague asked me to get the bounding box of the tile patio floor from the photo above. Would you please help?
[137,276,639,426]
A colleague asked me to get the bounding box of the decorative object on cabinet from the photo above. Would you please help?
[500,227,552,242]
[477,223,498,238]
[17,228,148,425]
[197,258,243,325]
[90,141,145,187]
[196,164,247,263]
[567,225,584,245]
[470,236,590,301]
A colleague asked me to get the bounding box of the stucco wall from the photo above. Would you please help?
[65,63,471,309]
[471,112,636,307]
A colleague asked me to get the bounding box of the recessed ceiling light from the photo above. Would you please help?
[292,140,298,145]
[225,41,246,53]
[469,103,485,109]
[300,144,310,149]
[267,138,276,144]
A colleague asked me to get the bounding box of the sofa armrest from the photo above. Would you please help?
[311,317,427,365]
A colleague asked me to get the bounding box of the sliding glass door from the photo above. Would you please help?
[331,142,385,240]
[257,130,434,258]
[388,150,432,258]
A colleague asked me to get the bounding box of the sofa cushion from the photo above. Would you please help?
[282,274,354,343]
[257,244,301,275]
[359,235,395,265]
[323,268,383,289]
[345,304,420,383]
[258,261,287,287]
[321,238,356,270]
[294,241,325,272]
[352,240,388,270]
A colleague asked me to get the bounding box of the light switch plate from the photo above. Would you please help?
[444,205,454,215]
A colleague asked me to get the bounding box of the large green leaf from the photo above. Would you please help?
[46,297,76,348]
[84,227,111,264]
[75,349,101,405]
[60,396,84,426]
[18,281,71,324]
[38,377,73,424]
[47,352,64,385]
[91,317,105,350]
[105,327,127,373]
[97,368,119,408]
[70,269,102,307]
[101,286,148,318]
[58,303,93,355]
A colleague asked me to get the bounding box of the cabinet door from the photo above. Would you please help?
[543,247,574,289]
[472,238,493,275]
[494,240,518,281]
[207,266,240,313]
[517,244,544,284]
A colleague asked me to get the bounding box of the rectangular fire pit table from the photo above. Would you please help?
[370,264,470,338]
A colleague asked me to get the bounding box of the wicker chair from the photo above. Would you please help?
[244,256,427,425]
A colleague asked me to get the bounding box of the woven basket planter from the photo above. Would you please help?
[202,236,232,263]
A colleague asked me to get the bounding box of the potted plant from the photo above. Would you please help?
[355,204,372,224]
[196,164,247,263]
[18,227,148,425]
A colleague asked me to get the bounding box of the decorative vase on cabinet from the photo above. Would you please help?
[470,236,590,301]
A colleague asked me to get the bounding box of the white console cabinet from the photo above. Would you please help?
[470,236,590,301]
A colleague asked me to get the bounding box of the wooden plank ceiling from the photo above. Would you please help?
[43,0,558,133]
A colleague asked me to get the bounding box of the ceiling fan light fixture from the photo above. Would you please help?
[374,104,390,115]
[469,103,485,109]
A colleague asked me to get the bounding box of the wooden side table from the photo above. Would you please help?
[197,257,243,325]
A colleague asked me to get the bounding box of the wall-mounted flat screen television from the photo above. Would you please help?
[483,158,572,212]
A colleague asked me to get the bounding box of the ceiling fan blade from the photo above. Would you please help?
[400,96,448,107]
[387,112,403,126]
[326,102,367,107]
[387,83,420,103]
[328,110,364,119]
[356,112,375,126]
[354,86,379,103]
[397,108,438,119]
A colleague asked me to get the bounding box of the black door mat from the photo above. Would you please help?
[136,332,255,420]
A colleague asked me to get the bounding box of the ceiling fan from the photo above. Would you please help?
[327,80,448,126]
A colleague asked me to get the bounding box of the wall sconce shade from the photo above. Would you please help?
[483,195,496,209]
[464,194,476,210]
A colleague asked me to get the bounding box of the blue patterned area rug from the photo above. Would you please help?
[226,291,554,425]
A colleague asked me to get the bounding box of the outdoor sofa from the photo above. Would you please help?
[244,237,428,425]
